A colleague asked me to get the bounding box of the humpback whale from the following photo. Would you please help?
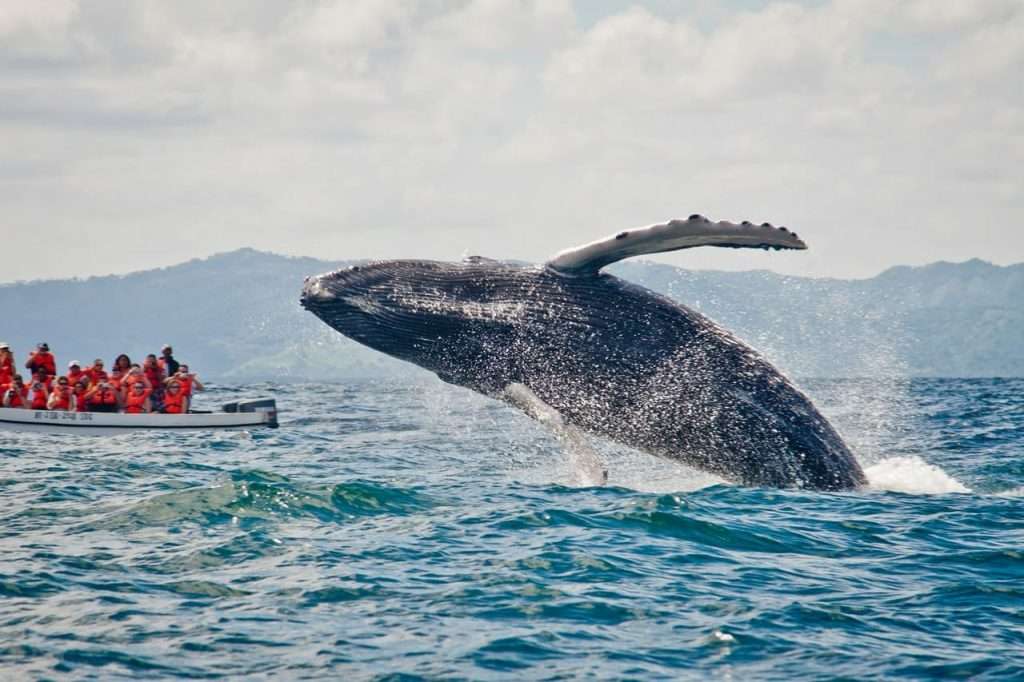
[301,216,867,491]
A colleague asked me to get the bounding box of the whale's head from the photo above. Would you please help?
[301,259,531,389]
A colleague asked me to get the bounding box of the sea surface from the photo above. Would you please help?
[1,378,1022,680]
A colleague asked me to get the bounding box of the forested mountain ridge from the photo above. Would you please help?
[2,250,1020,379]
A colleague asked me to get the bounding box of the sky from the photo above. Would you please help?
[1,0,1022,283]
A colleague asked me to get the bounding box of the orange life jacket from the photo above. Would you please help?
[176,376,194,396]
[28,351,56,376]
[90,387,118,407]
[73,386,89,412]
[85,368,108,384]
[29,384,49,410]
[162,390,187,414]
[124,388,151,414]
[4,385,26,408]
[50,387,72,410]
[66,368,85,384]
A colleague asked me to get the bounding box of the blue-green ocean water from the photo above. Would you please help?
[1,378,1022,679]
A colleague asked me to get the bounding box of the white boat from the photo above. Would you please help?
[0,398,278,435]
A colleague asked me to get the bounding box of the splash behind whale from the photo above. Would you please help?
[301,216,867,490]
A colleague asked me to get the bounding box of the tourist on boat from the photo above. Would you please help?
[170,365,204,398]
[108,368,124,391]
[143,354,166,411]
[0,343,14,385]
[87,381,120,413]
[85,359,108,385]
[48,377,76,411]
[28,375,50,410]
[122,365,151,392]
[72,378,91,412]
[158,345,179,377]
[66,361,85,385]
[2,375,27,408]
[25,343,56,379]
[112,354,132,374]
[162,380,189,414]
[123,382,153,414]
[29,368,53,392]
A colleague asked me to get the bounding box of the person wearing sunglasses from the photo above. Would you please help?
[48,377,76,411]
[85,359,108,385]
[2,374,28,408]
[123,382,153,414]
[162,380,189,414]
[72,378,91,413]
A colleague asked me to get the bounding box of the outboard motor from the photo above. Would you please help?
[222,398,278,428]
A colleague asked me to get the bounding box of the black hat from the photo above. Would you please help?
[38,342,49,351]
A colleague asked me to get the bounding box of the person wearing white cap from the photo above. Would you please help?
[66,361,85,385]
[0,343,13,387]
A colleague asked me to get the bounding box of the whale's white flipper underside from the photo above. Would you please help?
[547,214,807,276]
[501,383,607,487]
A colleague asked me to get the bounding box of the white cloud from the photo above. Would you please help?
[0,0,1021,282]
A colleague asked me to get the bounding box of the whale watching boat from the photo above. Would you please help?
[0,399,278,435]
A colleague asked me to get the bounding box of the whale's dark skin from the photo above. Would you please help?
[301,258,867,491]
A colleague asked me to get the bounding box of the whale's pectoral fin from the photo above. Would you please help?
[501,383,607,486]
[546,214,807,276]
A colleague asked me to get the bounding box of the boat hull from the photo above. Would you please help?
[0,401,277,435]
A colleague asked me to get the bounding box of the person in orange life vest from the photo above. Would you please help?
[143,355,164,385]
[27,372,51,409]
[87,381,120,413]
[72,378,91,412]
[170,365,205,398]
[25,342,56,379]
[66,360,85,385]
[26,368,53,411]
[158,345,179,377]
[108,368,124,391]
[143,354,166,408]
[0,343,15,385]
[112,354,132,375]
[84,358,108,385]
[121,365,151,391]
[48,376,76,411]
[2,375,28,408]
[161,380,189,414]
[123,382,153,414]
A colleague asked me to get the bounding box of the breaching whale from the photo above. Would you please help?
[301,216,867,491]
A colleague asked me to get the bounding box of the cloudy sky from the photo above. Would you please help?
[2,0,1022,282]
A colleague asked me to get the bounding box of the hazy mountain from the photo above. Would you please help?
[1,249,1021,380]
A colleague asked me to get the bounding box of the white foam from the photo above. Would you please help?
[864,456,970,494]
[996,486,1024,498]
